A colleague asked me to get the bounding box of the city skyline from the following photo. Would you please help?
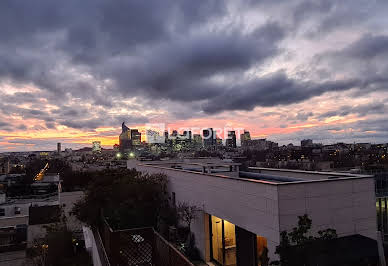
[1,1,388,151]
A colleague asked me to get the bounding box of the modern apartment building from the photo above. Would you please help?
[127,159,377,265]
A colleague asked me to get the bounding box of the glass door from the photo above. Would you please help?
[211,216,224,264]
[210,216,237,266]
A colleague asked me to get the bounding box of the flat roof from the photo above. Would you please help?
[135,160,373,186]
[249,167,372,179]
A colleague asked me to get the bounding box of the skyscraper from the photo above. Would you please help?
[119,122,132,152]
[240,130,251,147]
[57,143,61,153]
[203,128,216,148]
[182,130,192,141]
[131,129,141,146]
[92,141,102,152]
[226,131,237,148]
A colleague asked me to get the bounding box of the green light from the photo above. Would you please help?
[116,153,122,159]
[129,152,135,158]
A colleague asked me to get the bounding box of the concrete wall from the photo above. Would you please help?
[277,177,377,239]
[0,203,29,219]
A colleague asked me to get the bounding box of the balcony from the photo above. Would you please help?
[98,218,194,266]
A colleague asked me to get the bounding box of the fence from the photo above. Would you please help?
[100,219,194,266]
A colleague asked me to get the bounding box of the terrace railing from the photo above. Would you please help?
[100,219,194,266]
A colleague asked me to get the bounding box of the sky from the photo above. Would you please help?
[1,0,388,151]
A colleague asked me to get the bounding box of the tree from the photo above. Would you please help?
[72,169,169,230]
[177,202,201,235]
[176,202,201,259]
[272,214,337,266]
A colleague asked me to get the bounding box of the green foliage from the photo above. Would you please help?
[273,214,337,266]
[72,168,169,230]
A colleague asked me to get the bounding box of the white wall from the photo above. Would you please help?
[128,160,377,262]
[83,226,104,266]
[277,178,377,239]
[128,161,281,260]
[0,203,29,218]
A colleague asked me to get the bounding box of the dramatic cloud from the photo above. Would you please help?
[0,0,388,150]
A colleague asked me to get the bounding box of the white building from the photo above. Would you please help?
[127,159,377,265]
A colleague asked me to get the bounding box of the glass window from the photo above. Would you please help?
[14,207,21,215]
[257,236,268,266]
[224,220,236,266]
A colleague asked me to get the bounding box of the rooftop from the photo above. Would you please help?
[133,159,373,185]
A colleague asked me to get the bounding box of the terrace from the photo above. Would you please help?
[127,159,377,263]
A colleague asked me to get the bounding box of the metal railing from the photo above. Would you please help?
[99,219,194,266]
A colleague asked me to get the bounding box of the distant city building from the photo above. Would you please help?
[119,122,132,152]
[146,129,164,144]
[242,139,278,151]
[57,143,61,153]
[240,130,251,147]
[182,131,192,141]
[131,129,141,146]
[216,137,223,147]
[164,131,169,142]
[203,128,216,148]
[226,131,237,148]
[0,158,10,174]
[301,139,313,147]
[193,134,202,147]
[92,141,102,153]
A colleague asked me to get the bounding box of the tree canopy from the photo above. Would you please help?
[72,168,169,230]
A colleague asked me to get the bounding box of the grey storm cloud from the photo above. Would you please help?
[342,34,388,60]
[201,72,366,113]
[0,0,388,131]
[0,121,10,128]
[316,33,388,76]
[318,102,387,119]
